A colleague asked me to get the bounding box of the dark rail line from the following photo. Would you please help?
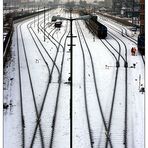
[49,23,70,148]
[98,15,137,43]
[28,21,60,75]
[19,23,46,148]
[29,15,69,148]
[16,24,25,148]
[98,18,145,65]
[108,30,128,148]
[76,21,115,148]
[80,17,128,148]
[75,21,94,148]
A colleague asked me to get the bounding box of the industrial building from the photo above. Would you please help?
[139,0,144,35]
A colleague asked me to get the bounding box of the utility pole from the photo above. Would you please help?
[69,9,73,148]
[38,5,39,33]
[70,9,73,52]
[34,0,35,27]
[48,8,49,22]
[52,12,91,148]
[44,6,45,41]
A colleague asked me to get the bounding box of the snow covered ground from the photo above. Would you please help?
[3,8,144,148]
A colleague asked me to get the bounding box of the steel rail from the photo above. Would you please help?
[38,24,65,82]
[49,23,70,148]
[75,21,94,148]
[28,21,60,76]
[98,15,137,43]
[77,20,114,148]
[16,23,25,148]
[29,18,69,148]
[19,23,46,148]
[99,19,144,64]
[107,30,128,148]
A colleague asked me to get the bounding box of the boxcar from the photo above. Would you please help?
[85,15,107,39]
[79,11,107,39]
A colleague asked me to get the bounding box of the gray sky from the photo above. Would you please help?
[35,0,103,3]
[59,0,103,2]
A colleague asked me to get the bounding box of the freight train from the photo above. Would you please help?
[80,11,107,39]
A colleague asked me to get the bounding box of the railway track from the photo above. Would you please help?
[27,22,59,147]
[100,34,125,148]
[110,29,145,66]
[14,9,70,147]
[28,12,70,147]
[20,22,46,147]
[16,23,25,148]
[48,25,70,148]
[106,30,128,148]
[97,17,145,65]
[93,22,128,148]
[97,16,143,148]
[101,21,137,45]
[75,20,120,148]
[78,16,128,147]
[98,15,137,43]
[16,19,50,147]
[39,20,65,49]
[12,12,47,148]
[75,21,94,148]
[39,21,68,78]
[16,17,53,147]
[28,21,60,80]
[5,10,144,148]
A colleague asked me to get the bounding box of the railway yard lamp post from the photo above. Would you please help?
[38,5,39,33]
[53,10,91,50]
[53,9,91,145]
[34,0,35,27]
[44,6,46,41]
[48,7,49,22]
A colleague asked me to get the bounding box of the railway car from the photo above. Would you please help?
[80,11,107,39]
[85,14,107,39]
[138,34,145,55]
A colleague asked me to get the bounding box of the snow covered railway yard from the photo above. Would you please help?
[3,8,144,148]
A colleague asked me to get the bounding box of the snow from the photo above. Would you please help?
[3,8,144,148]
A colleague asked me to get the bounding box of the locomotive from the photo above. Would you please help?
[138,34,145,55]
[80,11,107,39]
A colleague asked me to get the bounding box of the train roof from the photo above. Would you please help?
[90,18,107,28]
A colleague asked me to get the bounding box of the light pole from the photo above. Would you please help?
[53,9,91,146]
[44,6,45,41]
[38,5,39,33]
[48,8,49,22]
[34,0,35,27]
